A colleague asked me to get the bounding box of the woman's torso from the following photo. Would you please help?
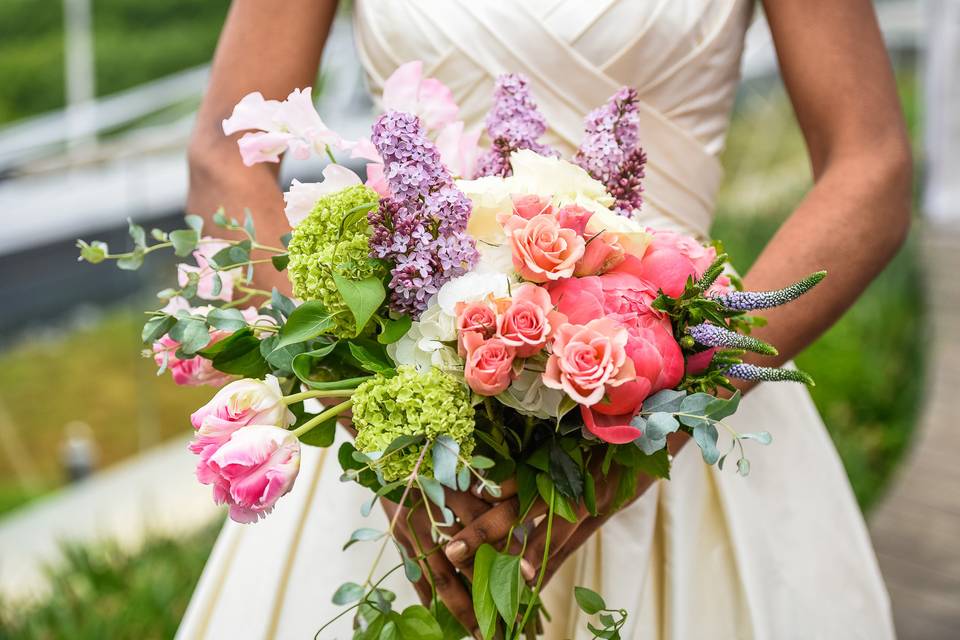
[353,0,754,238]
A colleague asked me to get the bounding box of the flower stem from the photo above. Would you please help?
[283,388,356,406]
[290,399,353,438]
[516,485,555,638]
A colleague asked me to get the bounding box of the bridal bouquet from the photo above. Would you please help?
[78,62,823,639]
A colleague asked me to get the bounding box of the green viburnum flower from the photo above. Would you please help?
[353,366,476,481]
[286,184,384,338]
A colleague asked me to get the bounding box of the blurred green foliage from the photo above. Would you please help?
[0,520,221,639]
[0,0,229,124]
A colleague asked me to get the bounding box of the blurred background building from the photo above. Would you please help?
[0,1,955,638]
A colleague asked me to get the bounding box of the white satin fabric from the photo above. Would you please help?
[178,2,895,638]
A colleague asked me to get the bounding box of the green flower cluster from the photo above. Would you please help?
[286,184,384,338]
[353,366,476,481]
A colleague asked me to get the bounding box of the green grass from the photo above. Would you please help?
[0,0,229,125]
[0,308,213,516]
[0,520,221,640]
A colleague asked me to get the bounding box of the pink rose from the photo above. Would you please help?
[455,299,500,356]
[575,231,625,276]
[199,425,301,523]
[190,375,294,432]
[504,213,585,283]
[497,283,566,358]
[555,204,592,235]
[511,194,554,220]
[462,333,517,396]
[634,230,716,297]
[548,273,682,415]
[542,318,636,406]
[177,237,242,302]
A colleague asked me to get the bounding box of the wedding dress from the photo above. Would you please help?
[177,1,895,638]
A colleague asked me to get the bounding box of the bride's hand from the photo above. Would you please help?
[380,489,493,637]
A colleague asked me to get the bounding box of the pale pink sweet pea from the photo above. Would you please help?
[435,121,480,179]
[153,335,233,387]
[365,162,390,197]
[635,229,717,297]
[200,425,301,523]
[542,318,635,406]
[504,213,585,283]
[177,238,241,302]
[190,375,294,432]
[497,283,566,358]
[462,332,517,396]
[382,61,459,131]
[283,165,363,227]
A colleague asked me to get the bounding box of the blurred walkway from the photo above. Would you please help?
[0,434,221,601]
[869,224,960,639]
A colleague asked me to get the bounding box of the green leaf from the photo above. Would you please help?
[343,527,384,550]
[737,457,751,476]
[418,475,446,512]
[692,423,721,465]
[472,544,498,640]
[184,214,204,234]
[377,315,413,344]
[583,473,598,516]
[339,201,378,237]
[297,415,336,447]
[274,301,333,350]
[271,253,290,271]
[548,440,583,500]
[432,436,460,490]
[271,288,297,319]
[243,208,256,238]
[705,391,741,421]
[206,307,247,331]
[610,467,640,513]
[396,605,443,640]
[259,335,306,373]
[117,248,144,271]
[634,412,679,455]
[127,218,146,248]
[516,464,539,516]
[331,581,364,605]
[641,389,686,413]
[209,240,251,269]
[347,341,394,374]
[631,448,671,480]
[332,274,386,334]
[574,586,606,615]
[169,229,199,257]
[141,315,175,343]
[457,465,471,491]
[740,431,772,445]
[168,317,211,354]
[433,601,470,640]
[394,542,422,582]
[470,456,495,470]
[150,228,168,242]
[382,433,426,458]
[199,328,269,377]
[536,473,578,523]
[490,553,521,634]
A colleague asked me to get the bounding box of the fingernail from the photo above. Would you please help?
[446,540,468,562]
[520,558,536,582]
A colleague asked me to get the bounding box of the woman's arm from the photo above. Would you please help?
[186,0,339,294]
[443,0,912,593]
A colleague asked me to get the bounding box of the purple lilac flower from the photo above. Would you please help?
[368,110,478,317]
[475,74,557,177]
[687,323,778,356]
[725,364,814,386]
[574,87,646,217]
[712,271,827,311]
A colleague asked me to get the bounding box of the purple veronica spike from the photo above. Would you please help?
[475,74,557,177]
[687,323,778,356]
[712,271,827,311]
[575,87,646,217]
[726,364,814,386]
[368,110,478,317]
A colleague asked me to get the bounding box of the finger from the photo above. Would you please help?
[473,476,518,502]
[445,497,549,569]
[446,489,493,526]
[423,538,478,633]
[520,502,588,583]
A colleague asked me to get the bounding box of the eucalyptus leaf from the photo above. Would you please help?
[418,475,446,512]
[169,317,210,354]
[432,436,460,490]
[141,315,175,343]
[270,288,297,319]
[470,455,495,470]
[737,457,751,476]
[206,307,247,331]
[209,241,251,269]
[77,240,108,264]
[740,431,773,445]
[331,581,364,605]
[343,527,384,550]
[184,214,204,234]
[395,543,422,582]
[693,423,721,465]
[169,229,199,257]
[641,388,686,413]
[117,248,144,271]
[127,218,146,249]
[634,412,679,455]
[382,434,426,457]
[705,390,741,421]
